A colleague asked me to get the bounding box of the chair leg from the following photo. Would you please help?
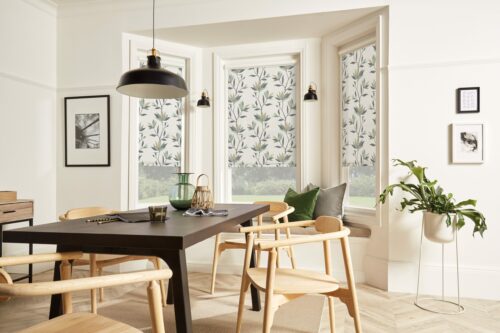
[236,274,251,333]
[147,280,166,333]
[210,233,222,294]
[263,249,277,333]
[60,260,73,314]
[341,237,362,333]
[284,224,297,269]
[327,296,335,333]
[152,258,167,307]
[89,254,98,314]
[98,267,104,302]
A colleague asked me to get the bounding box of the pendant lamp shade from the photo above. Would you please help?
[116,0,188,99]
[117,53,188,99]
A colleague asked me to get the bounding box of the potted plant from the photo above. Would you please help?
[379,160,486,243]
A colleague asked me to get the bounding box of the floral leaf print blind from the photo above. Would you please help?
[227,64,297,168]
[341,43,376,167]
[137,58,184,168]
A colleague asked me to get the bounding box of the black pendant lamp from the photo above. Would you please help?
[197,90,210,108]
[303,82,318,102]
[117,0,188,99]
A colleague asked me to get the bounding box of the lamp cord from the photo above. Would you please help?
[152,0,155,50]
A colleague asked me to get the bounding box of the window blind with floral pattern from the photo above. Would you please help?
[341,43,377,167]
[137,58,184,168]
[227,64,297,168]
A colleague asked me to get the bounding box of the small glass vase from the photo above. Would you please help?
[169,172,195,210]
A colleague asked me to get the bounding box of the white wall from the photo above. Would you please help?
[0,0,57,271]
[53,0,500,300]
[386,0,500,300]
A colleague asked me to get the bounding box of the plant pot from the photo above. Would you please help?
[423,212,456,243]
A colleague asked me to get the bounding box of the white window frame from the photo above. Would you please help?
[213,41,310,203]
[322,12,388,226]
[122,34,201,209]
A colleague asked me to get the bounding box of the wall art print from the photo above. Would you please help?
[65,95,110,167]
[452,123,484,164]
[137,59,184,168]
[341,43,377,167]
[227,64,297,168]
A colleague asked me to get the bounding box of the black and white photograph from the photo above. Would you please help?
[65,95,110,166]
[452,123,484,164]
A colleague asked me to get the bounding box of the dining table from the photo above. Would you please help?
[3,203,269,333]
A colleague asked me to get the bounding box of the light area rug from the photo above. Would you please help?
[0,270,325,333]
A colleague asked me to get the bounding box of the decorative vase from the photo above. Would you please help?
[191,174,214,210]
[423,212,456,243]
[169,173,195,210]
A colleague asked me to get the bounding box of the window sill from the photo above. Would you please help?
[344,206,376,225]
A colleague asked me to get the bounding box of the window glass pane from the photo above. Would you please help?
[347,165,376,208]
[232,167,295,203]
[227,63,297,201]
[137,59,184,205]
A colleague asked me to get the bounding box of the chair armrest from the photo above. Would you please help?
[257,228,350,250]
[240,220,315,233]
[0,252,83,267]
[271,207,295,222]
[0,269,172,297]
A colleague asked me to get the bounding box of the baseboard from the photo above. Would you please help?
[389,261,500,300]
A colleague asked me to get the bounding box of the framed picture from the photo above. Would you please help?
[456,87,480,113]
[65,95,110,167]
[451,123,484,164]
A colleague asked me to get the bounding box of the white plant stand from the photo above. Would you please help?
[414,220,465,314]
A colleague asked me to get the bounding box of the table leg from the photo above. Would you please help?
[160,249,192,333]
[28,218,33,283]
[167,279,174,304]
[49,256,63,319]
[242,219,262,311]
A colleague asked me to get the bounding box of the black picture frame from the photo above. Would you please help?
[456,87,480,113]
[64,95,110,167]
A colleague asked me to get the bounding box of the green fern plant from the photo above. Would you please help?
[379,159,487,236]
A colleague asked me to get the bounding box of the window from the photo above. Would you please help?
[340,42,377,210]
[227,63,298,202]
[134,55,186,206]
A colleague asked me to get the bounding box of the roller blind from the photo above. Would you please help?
[227,64,297,168]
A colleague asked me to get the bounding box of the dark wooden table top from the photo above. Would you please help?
[3,203,269,251]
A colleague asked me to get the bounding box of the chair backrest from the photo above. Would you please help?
[314,216,343,233]
[254,201,289,214]
[59,207,114,221]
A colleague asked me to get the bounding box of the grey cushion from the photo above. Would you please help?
[305,183,346,219]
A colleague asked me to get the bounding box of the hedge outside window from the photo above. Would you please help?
[227,64,297,202]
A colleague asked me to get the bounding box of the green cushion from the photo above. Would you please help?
[284,187,320,221]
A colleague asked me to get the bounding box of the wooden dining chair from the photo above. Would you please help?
[59,207,167,312]
[236,216,362,333]
[0,252,171,333]
[210,201,296,294]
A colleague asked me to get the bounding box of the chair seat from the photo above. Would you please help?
[247,268,339,294]
[18,312,141,333]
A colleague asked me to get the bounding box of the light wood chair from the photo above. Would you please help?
[210,201,296,294]
[236,216,362,333]
[59,207,167,312]
[0,252,171,333]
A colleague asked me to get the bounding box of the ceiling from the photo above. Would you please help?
[136,7,380,48]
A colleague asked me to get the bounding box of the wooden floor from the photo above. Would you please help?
[1,270,499,332]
